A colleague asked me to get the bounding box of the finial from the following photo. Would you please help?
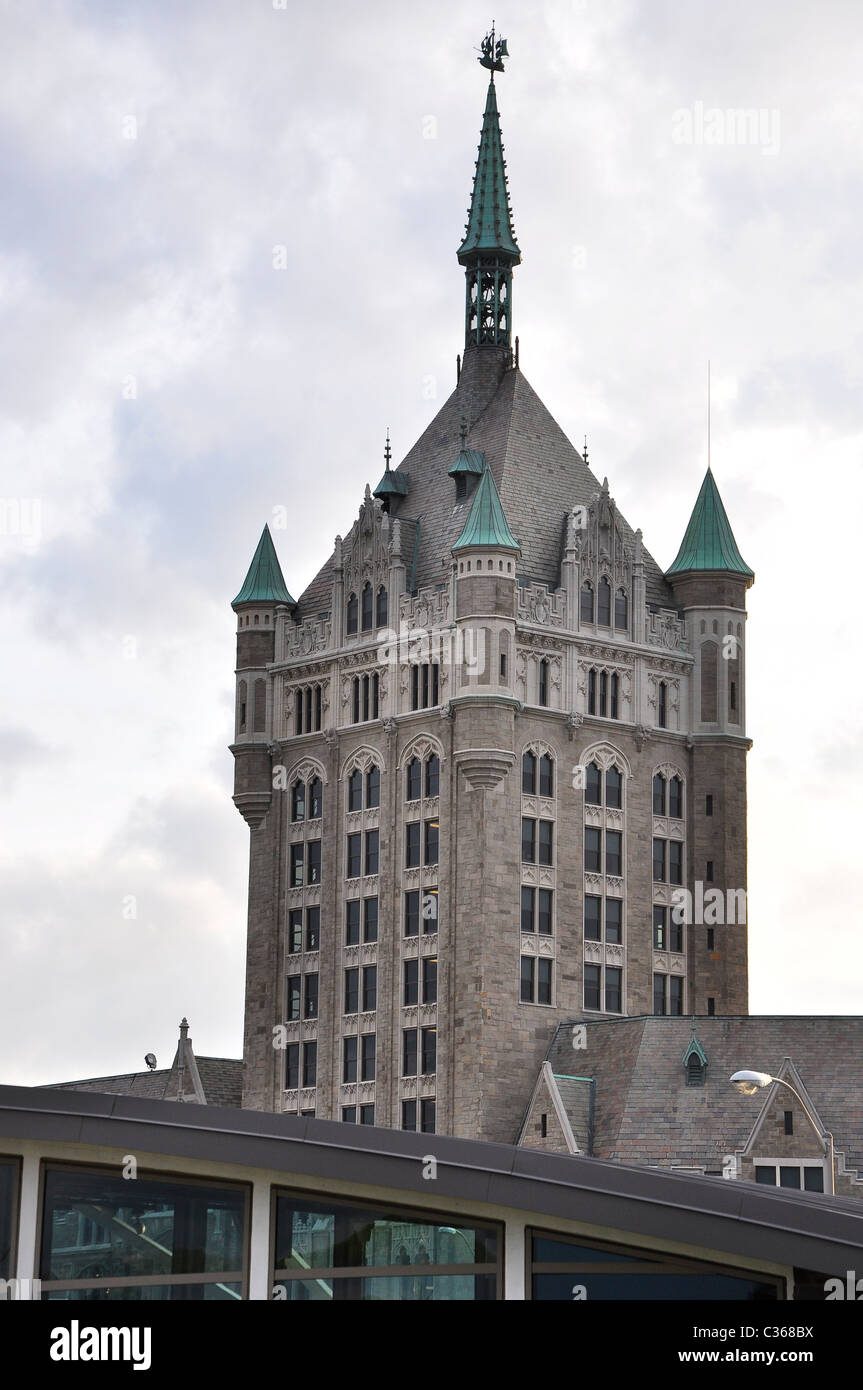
[460,414,468,448]
[384,428,392,470]
[478,24,510,76]
[583,434,589,467]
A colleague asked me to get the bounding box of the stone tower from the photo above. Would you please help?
[230,38,754,1142]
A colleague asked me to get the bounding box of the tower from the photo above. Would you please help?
[229,35,754,1141]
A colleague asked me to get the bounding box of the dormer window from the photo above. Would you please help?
[455,474,467,500]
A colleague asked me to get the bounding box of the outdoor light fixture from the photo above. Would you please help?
[144,1053,157,1071]
[729,1069,836,1194]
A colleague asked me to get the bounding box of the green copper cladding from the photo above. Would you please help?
[452,463,519,551]
[232,524,294,607]
[666,469,754,578]
[458,59,520,351]
[447,447,486,477]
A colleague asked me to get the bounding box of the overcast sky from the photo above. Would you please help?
[1,0,861,1087]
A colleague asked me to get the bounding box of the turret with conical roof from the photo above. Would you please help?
[232,524,294,608]
[458,31,520,352]
[667,469,753,579]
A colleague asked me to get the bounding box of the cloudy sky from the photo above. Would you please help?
[1,0,861,1087]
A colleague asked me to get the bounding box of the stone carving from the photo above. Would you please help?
[518,583,566,628]
[647,608,687,652]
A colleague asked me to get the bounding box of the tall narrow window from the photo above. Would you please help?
[609,673,619,719]
[425,755,440,798]
[376,586,388,628]
[308,777,322,819]
[584,964,601,1011]
[291,781,306,822]
[652,774,666,815]
[366,765,380,809]
[346,593,358,635]
[344,969,359,1015]
[669,840,683,886]
[365,829,379,876]
[658,681,667,728]
[587,668,597,715]
[253,679,266,733]
[521,818,536,863]
[403,959,418,1005]
[605,966,622,1014]
[424,819,439,865]
[598,577,611,627]
[520,956,534,1003]
[522,751,537,795]
[653,838,666,882]
[406,758,421,802]
[352,679,360,725]
[539,754,554,798]
[538,820,553,866]
[580,583,594,623]
[307,840,321,884]
[538,659,549,707]
[584,827,601,873]
[605,766,622,810]
[238,680,247,734]
[345,900,360,946]
[599,671,608,717]
[521,886,535,933]
[361,583,373,632]
[614,589,628,631]
[605,830,622,876]
[585,762,602,806]
[653,974,666,1016]
[348,769,363,813]
[605,898,622,944]
[405,822,420,869]
[584,896,601,941]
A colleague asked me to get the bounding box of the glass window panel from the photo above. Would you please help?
[366,766,381,809]
[537,889,552,936]
[287,975,301,1022]
[365,830,379,876]
[538,821,553,866]
[539,755,553,798]
[605,898,622,944]
[425,756,440,798]
[522,752,536,795]
[605,766,622,809]
[521,885,535,933]
[669,777,683,819]
[584,828,601,873]
[348,769,363,813]
[288,910,303,954]
[363,897,378,943]
[537,959,552,1006]
[424,820,439,866]
[0,1160,16,1280]
[584,896,601,941]
[307,840,321,884]
[669,840,683,886]
[584,964,601,1011]
[347,833,361,879]
[405,822,420,869]
[803,1168,824,1193]
[344,968,358,1015]
[779,1167,801,1189]
[605,831,621,876]
[346,899,360,946]
[605,966,622,1014]
[403,959,419,1006]
[585,762,601,805]
[520,956,534,1003]
[404,890,419,937]
[406,760,421,802]
[521,818,536,863]
[305,906,320,952]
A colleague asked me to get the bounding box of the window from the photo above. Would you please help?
[669,976,683,1015]
[614,590,628,631]
[522,818,536,863]
[706,927,714,951]
[359,1105,375,1125]
[309,778,322,819]
[366,766,380,808]
[362,965,377,1012]
[421,1027,437,1074]
[706,860,714,882]
[302,1040,317,1087]
[365,829,379,876]
[520,956,534,1003]
[425,755,440,797]
[537,889,552,936]
[342,1106,357,1123]
[528,1230,781,1302]
[584,895,601,941]
[669,776,683,819]
[584,964,601,1012]
[597,577,611,627]
[422,956,437,1004]
[538,659,549,707]
[351,673,379,723]
[605,966,622,1014]
[585,761,601,805]
[605,831,621,876]
[406,758,421,801]
[670,914,683,953]
[522,752,536,795]
[288,910,303,954]
[238,681,247,734]
[521,957,552,1005]
[420,1100,436,1134]
[521,886,535,932]
[411,663,440,710]
[348,769,363,812]
[343,1037,358,1083]
[272,1192,498,1300]
[669,840,683,885]
[307,840,321,885]
[346,592,358,634]
[361,1035,376,1081]
[285,1043,299,1090]
[376,586,388,628]
[361,583,373,632]
[290,843,304,888]
[653,839,666,882]
[653,973,666,1016]
[580,582,594,623]
[707,997,715,1016]
[609,673,619,720]
[404,890,419,937]
[652,774,666,816]
[405,822,420,868]
[658,681,667,728]
[605,766,622,809]
[424,819,439,865]
[588,668,597,715]
[347,833,361,879]
[523,887,552,934]
[584,827,601,873]
[686,1054,705,1087]
[402,1100,417,1130]
[294,684,323,735]
[291,781,306,822]
[784,1111,793,1136]
[706,794,713,816]
[363,897,378,943]
[344,968,359,1014]
[403,1028,417,1076]
[404,959,418,1006]
[653,905,666,950]
[754,1165,824,1193]
[287,975,301,1021]
[605,898,622,944]
[39,1166,246,1302]
[304,973,318,1019]
[538,821,553,866]
[539,754,553,798]
[346,899,360,946]
[599,670,608,718]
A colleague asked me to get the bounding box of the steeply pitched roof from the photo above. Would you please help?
[295,347,675,617]
[541,1016,863,1177]
[457,79,520,264]
[452,461,519,550]
[232,525,294,607]
[666,468,753,578]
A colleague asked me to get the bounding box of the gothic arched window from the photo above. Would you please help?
[346,592,358,635]
[376,586,388,628]
[361,583,373,632]
[580,582,594,624]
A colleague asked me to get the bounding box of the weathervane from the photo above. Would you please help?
[478,23,509,75]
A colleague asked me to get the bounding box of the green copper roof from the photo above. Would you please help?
[373,467,410,498]
[666,469,753,578]
[448,448,486,476]
[457,79,521,265]
[683,1030,709,1070]
[452,464,519,551]
[232,525,294,607]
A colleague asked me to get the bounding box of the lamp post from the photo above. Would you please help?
[729,1070,835,1196]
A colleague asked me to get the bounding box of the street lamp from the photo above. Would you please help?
[729,1070,835,1195]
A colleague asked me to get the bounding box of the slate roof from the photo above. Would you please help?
[539,1017,863,1175]
[295,347,675,619]
[43,1055,243,1109]
[666,467,754,578]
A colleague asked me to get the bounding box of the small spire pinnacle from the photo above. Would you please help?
[384,428,392,470]
[583,435,589,467]
[460,414,468,448]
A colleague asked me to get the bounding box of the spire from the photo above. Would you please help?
[452,462,519,551]
[666,469,753,579]
[458,31,520,350]
[231,524,294,607]
[373,428,409,504]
